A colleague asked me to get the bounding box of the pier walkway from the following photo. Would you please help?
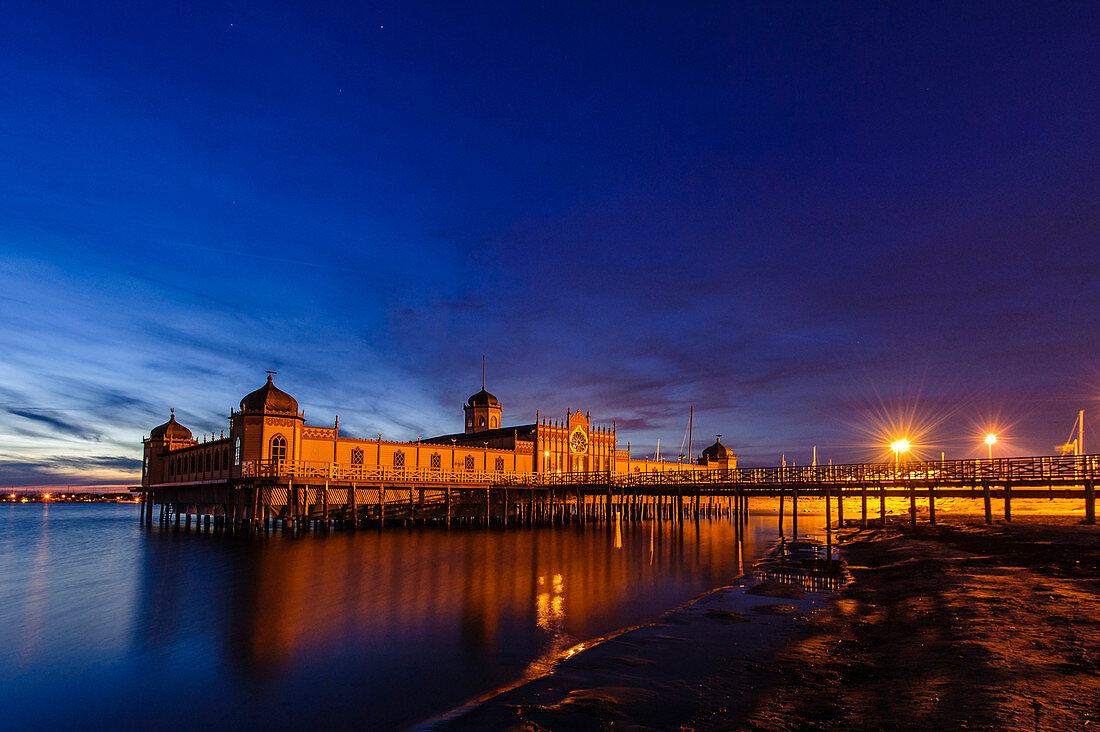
[138,453,1099,531]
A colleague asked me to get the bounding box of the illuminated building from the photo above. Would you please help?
[141,375,735,489]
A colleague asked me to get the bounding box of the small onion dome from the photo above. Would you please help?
[150,412,192,441]
[240,374,299,414]
[701,438,734,461]
[467,388,499,407]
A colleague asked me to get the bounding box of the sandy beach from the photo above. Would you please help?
[703,513,1100,731]
[438,502,1099,731]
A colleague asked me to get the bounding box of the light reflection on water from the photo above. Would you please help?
[0,502,827,730]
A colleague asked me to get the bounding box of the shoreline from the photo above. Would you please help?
[431,538,840,730]
[702,515,1100,730]
[432,512,1099,731]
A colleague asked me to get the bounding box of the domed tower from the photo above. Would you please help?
[464,387,501,434]
[698,436,737,469]
[230,373,304,470]
[142,410,196,487]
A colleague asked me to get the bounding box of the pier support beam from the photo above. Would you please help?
[1086,480,1096,525]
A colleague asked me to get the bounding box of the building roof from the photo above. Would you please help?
[423,424,536,445]
[240,374,299,414]
[466,388,500,407]
[701,437,734,460]
[150,412,193,441]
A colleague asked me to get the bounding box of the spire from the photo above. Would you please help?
[482,354,485,390]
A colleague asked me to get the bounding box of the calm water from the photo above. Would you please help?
[0,502,826,730]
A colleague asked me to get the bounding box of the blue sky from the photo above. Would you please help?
[2,1,1099,488]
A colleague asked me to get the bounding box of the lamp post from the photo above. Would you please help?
[890,439,910,475]
[985,433,997,461]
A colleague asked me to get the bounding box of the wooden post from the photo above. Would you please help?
[928,486,937,525]
[1004,483,1012,522]
[836,488,844,528]
[825,486,832,564]
[289,480,295,531]
[861,487,868,529]
[879,484,886,527]
[349,483,358,529]
[791,487,798,538]
[983,481,992,524]
[445,484,452,527]
[778,489,785,536]
[909,482,917,526]
[1086,480,1096,525]
[322,481,329,529]
[379,486,385,528]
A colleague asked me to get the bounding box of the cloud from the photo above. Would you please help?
[5,408,100,440]
[0,454,140,487]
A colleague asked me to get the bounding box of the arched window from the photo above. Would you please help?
[223,447,230,470]
[479,417,485,428]
[467,418,473,427]
[393,451,405,468]
[494,456,504,472]
[430,453,441,470]
[490,417,498,428]
[464,455,475,471]
[189,454,194,473]
[270,435,287,462]
[233,437,241,466]
[351,447,363,466]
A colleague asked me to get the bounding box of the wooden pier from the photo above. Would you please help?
[137,453,1099,533]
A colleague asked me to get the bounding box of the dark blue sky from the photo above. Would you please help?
[2,1,1098,487]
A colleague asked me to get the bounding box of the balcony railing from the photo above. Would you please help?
[238,454,1100,487]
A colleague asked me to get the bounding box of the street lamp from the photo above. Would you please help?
[984,433,997,461]
[890,439,910,474]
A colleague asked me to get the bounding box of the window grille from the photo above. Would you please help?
[393,451,405,468]
[464,455,475,471]
[495,457,504,472]
[270,435,287,462]
[430,453,441,470]
[351,447,363,466]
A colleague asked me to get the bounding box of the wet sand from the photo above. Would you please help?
[704,514,1100,731]
[433,502,1099,731]
[434,539,839,731]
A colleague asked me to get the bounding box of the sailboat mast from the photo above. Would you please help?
[1079,409,1085,455]
[688,405,693,466]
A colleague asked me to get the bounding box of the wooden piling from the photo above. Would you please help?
[1004,483,1012,522]
[1086,480,1096,525]
[909,482,917,526]
[791,487,798,538]
[928,486,936,525]
[983,482,992,524]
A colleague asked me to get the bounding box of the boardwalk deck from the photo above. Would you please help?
[138,454,1099,532]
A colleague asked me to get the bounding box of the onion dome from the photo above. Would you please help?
[240,374,299,414]
[150,411,192,441]
[467,388,499,407]
[701,437,734,461]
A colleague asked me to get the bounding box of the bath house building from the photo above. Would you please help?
[141,375,736,489]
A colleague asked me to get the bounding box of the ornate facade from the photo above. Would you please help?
[141,375,735,488]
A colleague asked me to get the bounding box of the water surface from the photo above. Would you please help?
[0,502,825,730]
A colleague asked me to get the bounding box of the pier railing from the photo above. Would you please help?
[240,459,543,485]
[238,454,1100,489]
